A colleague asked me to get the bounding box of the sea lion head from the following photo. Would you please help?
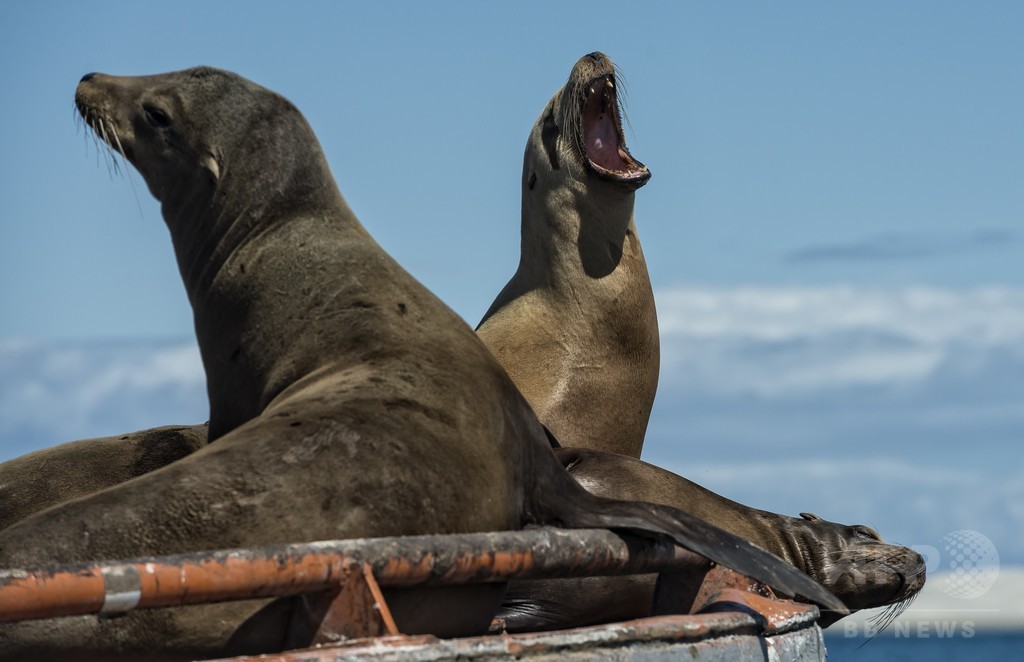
[75,67,328,225]
[75,66,345,299]
[526,51,651,195]
[795,512,926,627]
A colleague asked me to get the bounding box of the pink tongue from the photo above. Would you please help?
[586,107,627,171]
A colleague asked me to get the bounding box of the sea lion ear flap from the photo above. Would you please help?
[200,151,221,183]
[800,512,823,522]
[541,105,560,171]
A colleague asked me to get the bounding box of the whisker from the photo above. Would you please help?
[101,119,124,178]
[93,128,105,170]
[76,107,93,159]
[76,106,142,217]
[108,123,127,161]
[612,64,636,143]
[856,592,918,649]
[95,120,116,178]
[108,124,145,220]
[612,63,630,95]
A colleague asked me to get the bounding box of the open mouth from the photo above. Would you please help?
[580,74,650,188]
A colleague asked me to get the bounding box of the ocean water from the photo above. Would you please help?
[824,631,1024,661]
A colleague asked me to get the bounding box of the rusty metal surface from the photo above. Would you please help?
[0,526,827,660]
[283,563,395,647]
[360,563,399,636]
[685,563,819,635]
[698,588,820,636]
[694,563,776,604]
[0,527,705,623]
[217,611,825,661]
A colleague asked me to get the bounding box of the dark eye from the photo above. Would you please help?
[143,104,171,128]
[853,526,878,541]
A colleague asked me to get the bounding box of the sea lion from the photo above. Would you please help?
[498,447,926,632]
[0,67,842,660]
[0,423,207,530]
[477,51,658,458]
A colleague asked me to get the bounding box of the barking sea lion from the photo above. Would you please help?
[477,51,658,458]
[0,67,842,660]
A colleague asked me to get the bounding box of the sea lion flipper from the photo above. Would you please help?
[559,495,848,615]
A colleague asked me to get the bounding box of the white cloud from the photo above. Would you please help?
[658,286,1024,344]
[676,457,981,491]
[0,339,206,461]
[656,285,1024,397]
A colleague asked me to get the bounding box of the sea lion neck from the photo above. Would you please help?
[184,179,388,439]
[166,167,359,294]
[771,516,827,577]
[194,221,380,439]
[519,168,640,284]
[162,117,359,299]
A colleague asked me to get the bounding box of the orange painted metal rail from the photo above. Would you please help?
[0,527,704,622]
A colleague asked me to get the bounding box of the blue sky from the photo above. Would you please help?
[1,0,1022,612]
[2,2,1022,340]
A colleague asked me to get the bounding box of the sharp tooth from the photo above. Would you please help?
[589,86,595,95]
[606,79,614,89]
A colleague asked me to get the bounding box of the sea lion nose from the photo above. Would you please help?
[586,52,603,62]
[80,72,98,83]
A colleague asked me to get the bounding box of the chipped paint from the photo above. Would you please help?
[0,528,704,622]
